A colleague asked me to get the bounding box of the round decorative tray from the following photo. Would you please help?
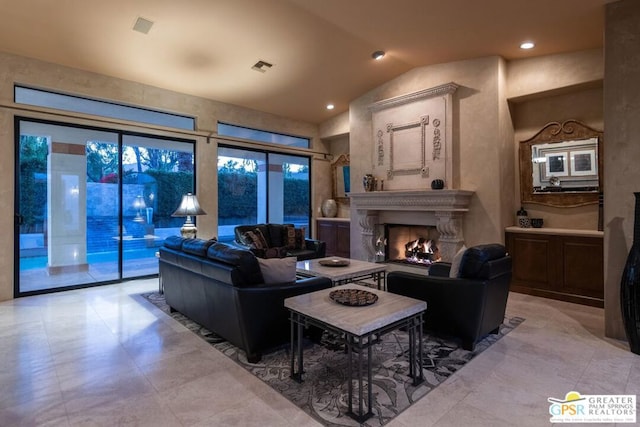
[319,259,350,267]
[329,289,378,306]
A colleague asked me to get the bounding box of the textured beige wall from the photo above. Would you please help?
[319,111,349,140]
[511,86,604,229]
[0,52,322,301]
[604,0,640,340]
[348,56,510,260]
[507,48,604,100]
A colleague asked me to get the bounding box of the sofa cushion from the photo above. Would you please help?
[164,235,187,250]
[182,238,217,257]
[257,256,297,284]
[206,242,264,286]
[268,224,290,247]
[459,244,507,279]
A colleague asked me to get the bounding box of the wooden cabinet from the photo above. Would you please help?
[317,219,350,258]
[505,227,603,307]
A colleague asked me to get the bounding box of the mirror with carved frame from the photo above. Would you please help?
[332,153,350,203]
[519,120,603,207]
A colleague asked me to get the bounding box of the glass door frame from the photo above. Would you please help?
[14,116,197,297]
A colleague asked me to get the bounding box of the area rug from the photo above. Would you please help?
[142,292,523,426]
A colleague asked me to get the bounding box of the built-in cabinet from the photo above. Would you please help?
[317,218,350,258]
[505,227,604,307]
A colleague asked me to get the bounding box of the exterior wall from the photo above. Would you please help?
[348,56,509,260]
[604,0,640,340]
[0,51,322,301]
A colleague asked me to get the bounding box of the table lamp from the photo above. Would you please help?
[172,192,206,238]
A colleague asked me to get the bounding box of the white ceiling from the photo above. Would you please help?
[0,0,613,124]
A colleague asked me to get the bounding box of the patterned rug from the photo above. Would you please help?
[142,292,523,427]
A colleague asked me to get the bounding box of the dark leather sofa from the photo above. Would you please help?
[159,236,332,362]
[387,244,512,351]
[234,223,326,260]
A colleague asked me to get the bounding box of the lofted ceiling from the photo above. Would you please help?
[0,0,613,124]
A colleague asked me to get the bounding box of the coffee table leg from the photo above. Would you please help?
[289,312,305,383]
[347,334,353,415]
[367,335,373,418]
[358,336,363,417]
[409,314,425,386]
[416,313,425,384]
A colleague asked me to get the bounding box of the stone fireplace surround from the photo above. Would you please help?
[349,190,474,262]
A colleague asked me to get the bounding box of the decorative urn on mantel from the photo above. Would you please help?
[349,189,474,262]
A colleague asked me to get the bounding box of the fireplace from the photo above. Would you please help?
[384,224,440,268]
[349,190,474,262]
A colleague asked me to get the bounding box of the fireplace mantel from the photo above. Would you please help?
[348,190,473,211]
[349,190,474,262]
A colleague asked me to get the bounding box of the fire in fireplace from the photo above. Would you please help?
[384,224,440,267]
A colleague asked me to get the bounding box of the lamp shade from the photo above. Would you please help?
[172,193,206,217]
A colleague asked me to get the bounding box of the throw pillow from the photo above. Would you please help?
[251,246,288,259]
[257,256,297,284]
[242,228,269,250]
[449,245,467,278]
[294,227,306,249]
[283,225,297,250]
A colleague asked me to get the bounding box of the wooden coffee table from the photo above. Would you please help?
[285,285,426,422]
[296,257,387,290]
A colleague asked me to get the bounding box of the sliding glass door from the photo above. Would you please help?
[217,146,310,242]
[15,118,194,296]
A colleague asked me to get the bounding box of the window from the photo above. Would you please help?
[15,85,196,130]
[218,122,310,148]
[15,118,195,296]
[217,146,310,242]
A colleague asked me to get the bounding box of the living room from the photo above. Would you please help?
[1,0,640,425]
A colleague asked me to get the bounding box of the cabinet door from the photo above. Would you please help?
[317,221,337,256]
[507,233,559,291]
[560,236,604,300]
[336,222,351,258]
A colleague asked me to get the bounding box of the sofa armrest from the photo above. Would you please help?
[305,238,326,258]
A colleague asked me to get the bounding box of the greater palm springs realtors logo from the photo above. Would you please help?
[548,391,636,423]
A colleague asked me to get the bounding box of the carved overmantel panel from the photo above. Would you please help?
[349,189,474,262]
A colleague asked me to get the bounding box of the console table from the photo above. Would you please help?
[285,285,426,422]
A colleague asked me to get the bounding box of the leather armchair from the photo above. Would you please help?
[387,244,512,351]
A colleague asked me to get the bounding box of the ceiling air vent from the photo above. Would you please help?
[251,60,273,73]
[133,17,154,34]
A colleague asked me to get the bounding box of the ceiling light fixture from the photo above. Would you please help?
[372,50,385,60]
[520,41,535,50]
[326,104,335,110]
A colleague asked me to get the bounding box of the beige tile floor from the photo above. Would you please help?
[0,277,637,426]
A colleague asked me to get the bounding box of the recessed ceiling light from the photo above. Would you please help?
[326,104,335,110]
[520,41,535,50]
[372,50,385,60]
